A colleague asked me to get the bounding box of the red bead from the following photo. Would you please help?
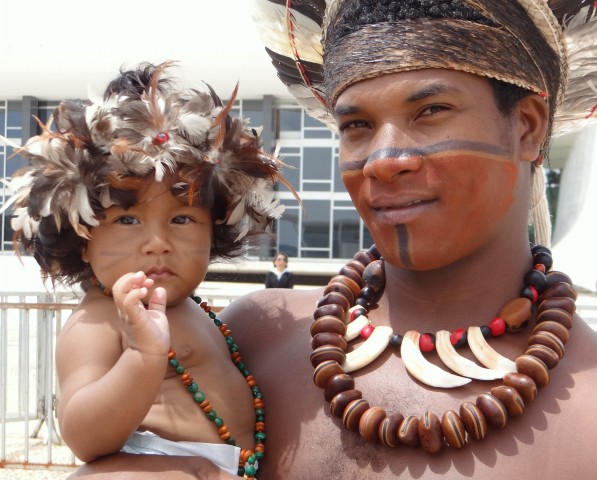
[534,263,546,273]
[489,317,506,337]
[419,333,435,353]
[154,132,170,144]
[360,325,375,339]
[528,285,539,303]
[450,328,466,347]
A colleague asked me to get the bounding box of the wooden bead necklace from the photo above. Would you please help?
[167,294,266,478]
[311,244,577,452]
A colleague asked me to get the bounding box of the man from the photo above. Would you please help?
[71,0,597,478]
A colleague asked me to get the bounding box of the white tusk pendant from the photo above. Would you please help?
[344,316,369,342]
[341,326,393,373]
[435,330,505,381]
[401,331,471,388]
[467,326,517,374]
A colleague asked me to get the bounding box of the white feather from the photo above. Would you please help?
[178,113,211,144]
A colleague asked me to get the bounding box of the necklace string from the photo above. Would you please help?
[311,244,577,452]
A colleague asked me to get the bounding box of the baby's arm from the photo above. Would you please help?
[56,272,170,462]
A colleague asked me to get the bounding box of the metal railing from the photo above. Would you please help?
[0,287,241,471]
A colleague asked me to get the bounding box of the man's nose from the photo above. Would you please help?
[362,146,424,183]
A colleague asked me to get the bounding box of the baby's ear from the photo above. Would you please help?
[516,93,549,163]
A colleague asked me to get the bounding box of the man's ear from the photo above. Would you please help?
[516,93,549,163]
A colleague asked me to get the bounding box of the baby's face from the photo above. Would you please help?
[82,179,212,306]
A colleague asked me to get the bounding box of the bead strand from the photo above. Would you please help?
[311,244,577,452]
[167,295,266,478]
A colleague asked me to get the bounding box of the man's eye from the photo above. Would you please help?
[339,120,369,131]
[420,105,449,116]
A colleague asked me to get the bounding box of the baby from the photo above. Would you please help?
[2,62,287,479]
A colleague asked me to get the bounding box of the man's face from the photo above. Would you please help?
[334,69,532,270]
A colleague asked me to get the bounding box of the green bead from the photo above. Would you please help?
[193,391,205,403]
[244,465,257,477]
[255,451,264,461]
[195,296,202,303]
[255,408,265,417]
[214,417,224,427]
[237,466,245,476]
[255,393,262,399]
[231,345,240,353]
[256,415,265,422]
[214,319,222,326]
[237,362,246,371]
[226,337,234,346]
[251,386,260,395]
[175,365,185,375]
[226,438,236,445]
[209,311,216,319]
[255,431,266,441]
[248,455,256,464]
[187,382,198,393]
[169,358,179,368]
[207,410,217,421]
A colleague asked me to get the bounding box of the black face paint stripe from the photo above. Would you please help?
[396,224,412,267]
[339,140,508,172]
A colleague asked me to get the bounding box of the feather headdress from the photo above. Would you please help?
[1,62,289,246]
[0,62,296,285]
[251,0,597,247]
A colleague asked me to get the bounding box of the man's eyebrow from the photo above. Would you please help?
[407,83,459,102]
[333,104,361,116]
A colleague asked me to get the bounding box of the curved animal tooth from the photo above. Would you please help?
[341,326,392,373]
[467,326,517,374]
[344,316,369,342]
[435,330,504,380]
[401,331,471,388]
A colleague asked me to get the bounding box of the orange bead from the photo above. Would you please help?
[247,379,257,387]
[220,432,231,440]
[231,352,242,361]
[240,449,253,462]
[254,399,265,408]
[254,444,265,453]
[534,264,546,273]
[218,425,229,435]
[255,422,265,431]
[168,350,176,359]
[181,372,191,381]
[183,378,194,386]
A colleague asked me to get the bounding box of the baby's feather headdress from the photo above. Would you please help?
[1,62,290,247]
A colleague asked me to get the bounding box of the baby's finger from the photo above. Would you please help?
[147,287,167,315]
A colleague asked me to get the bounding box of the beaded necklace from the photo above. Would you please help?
[311,244,577,452]
[167,294,266,478]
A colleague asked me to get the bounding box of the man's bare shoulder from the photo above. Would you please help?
[221,287,324,324]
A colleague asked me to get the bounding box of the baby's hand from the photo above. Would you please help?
[112,271,170,356]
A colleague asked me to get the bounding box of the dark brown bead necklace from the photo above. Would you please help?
[311,244,577,452]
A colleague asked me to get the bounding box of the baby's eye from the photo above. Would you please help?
[172,216,193,225]
[116,216,138,225]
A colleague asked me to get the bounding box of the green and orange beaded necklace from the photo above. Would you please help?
[166,294,266,479]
